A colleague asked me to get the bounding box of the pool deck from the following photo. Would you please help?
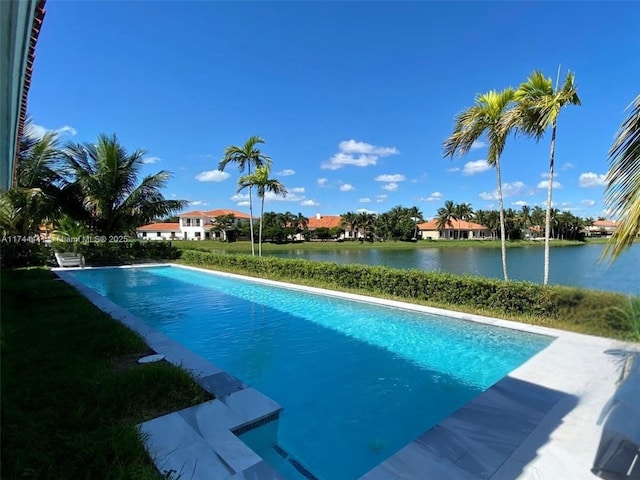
[55,264,640,480]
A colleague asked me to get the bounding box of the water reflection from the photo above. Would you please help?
[274,243,639,295]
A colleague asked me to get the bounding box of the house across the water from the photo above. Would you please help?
[417,219,490,240]
[136,209,252,241]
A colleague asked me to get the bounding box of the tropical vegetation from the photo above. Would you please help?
[512,70,581,285]
[603,94,640,261]
[218,136,272,257]
[443,88,516,281]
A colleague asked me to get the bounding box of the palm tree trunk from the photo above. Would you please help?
[543,122,557,285]
[495,157,509,281]
[248,185,255,256]
[259,196,265,257]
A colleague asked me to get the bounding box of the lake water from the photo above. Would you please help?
[269,243,639,295]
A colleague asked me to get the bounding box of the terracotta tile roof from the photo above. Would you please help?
[178,208,252,219]
[307,215,342,229]
[592,220,619,228]
[417,219,489,231]
[136,223,180,231]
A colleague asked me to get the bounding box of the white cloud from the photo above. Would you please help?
[357,208,376,214]
[537,180,562,189]
[512,200,528,207]
[322,139,399,170]
[376,194,388,203]
[277,169,295,176]
[375,174,405,182]
[463,160,491,176]
[301,199,319,207]
[562,162,574,170]
[317,178,328,187]
[579,172,607,188]
[142,156,161,164]
[32,123,78,138]
[359,198,371,203]
[581,199,596,207]
[479,181,526,200]
[290,187,305,194]
[561,202,574,209]
[195,170,230,182]
[340,183,355,192]
[421,191,443,202]
[232,191,302,203]
[446,167,460,173]
[382,182,398,191]
[471,140,486,150]
[189,201,209,207]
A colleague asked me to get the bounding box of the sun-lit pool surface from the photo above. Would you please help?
[67,265,552,479]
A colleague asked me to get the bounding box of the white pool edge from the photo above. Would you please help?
[54,263,640,480]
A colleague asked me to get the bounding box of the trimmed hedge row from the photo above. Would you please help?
[0,241,181,268]
[179,250,559,317]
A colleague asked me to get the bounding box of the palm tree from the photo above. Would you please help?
[519,205,532,238]
[63,134,187,236]
[0,123,65,235]
[408,205,423,240]
[340,211,358,241]
[218,136,271,256]
[602,95,640,261]
[237,165,287,256]
[436,200,457,239]
[454,202,474,239]
[513,70,581,285]
[443,89,515,280]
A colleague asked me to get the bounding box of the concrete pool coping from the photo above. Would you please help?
[55,263,640,480]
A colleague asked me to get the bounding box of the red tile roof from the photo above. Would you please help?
[136,223,180,231]
[307,215,342,229]
[417,219,488,231]
[592,220,619,228]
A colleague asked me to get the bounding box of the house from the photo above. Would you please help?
[585,220,619,237]
[136,222,181,241]
[417,219,490,240]
[136,209,252,241]
[306,214,344,239]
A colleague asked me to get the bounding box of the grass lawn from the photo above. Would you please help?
[174,237,595,255]
[0,268,211,480]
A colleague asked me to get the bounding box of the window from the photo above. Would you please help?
[142,232,147,237]
[157,232,162,237]
[195,219,201,227]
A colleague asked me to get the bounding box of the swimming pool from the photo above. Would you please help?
[67,265,552,479]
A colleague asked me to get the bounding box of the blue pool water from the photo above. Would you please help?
[68,265,552,479]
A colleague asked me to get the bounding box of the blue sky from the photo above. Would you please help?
[29,1,639,220]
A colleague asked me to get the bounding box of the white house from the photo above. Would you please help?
[417,219,490,240]
[137,209,252,241]
[136,222,180,240]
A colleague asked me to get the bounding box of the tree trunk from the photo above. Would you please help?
[543,121,557,285]
[495,157,509,281]
[259,196,264,257]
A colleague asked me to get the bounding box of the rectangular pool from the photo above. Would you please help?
[66,265,552,479]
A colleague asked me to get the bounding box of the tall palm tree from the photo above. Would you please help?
[443,88,515,280]
[218,136,271,256]
[436,200,457,239]
[454,202,474,240]
[237,165,287,256]
[63,134,187,236]
[408,205,423,240]
[513,70,581,285]
[602,94,640,262]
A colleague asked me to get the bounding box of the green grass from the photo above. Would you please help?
[0,268,211,480]
[174,237,591,254]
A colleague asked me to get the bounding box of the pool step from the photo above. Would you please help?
[140,389,284,479]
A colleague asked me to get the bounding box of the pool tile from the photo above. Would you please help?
[200,371,246,397]
[229,460,287,479]
[205,429,263,473]
[222,388,282,429]
[177,399,244,436]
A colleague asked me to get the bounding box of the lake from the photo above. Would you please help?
[269,243,639,295]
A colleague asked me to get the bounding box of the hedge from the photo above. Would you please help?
[0,241,181,268]
[178,250,560,317]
